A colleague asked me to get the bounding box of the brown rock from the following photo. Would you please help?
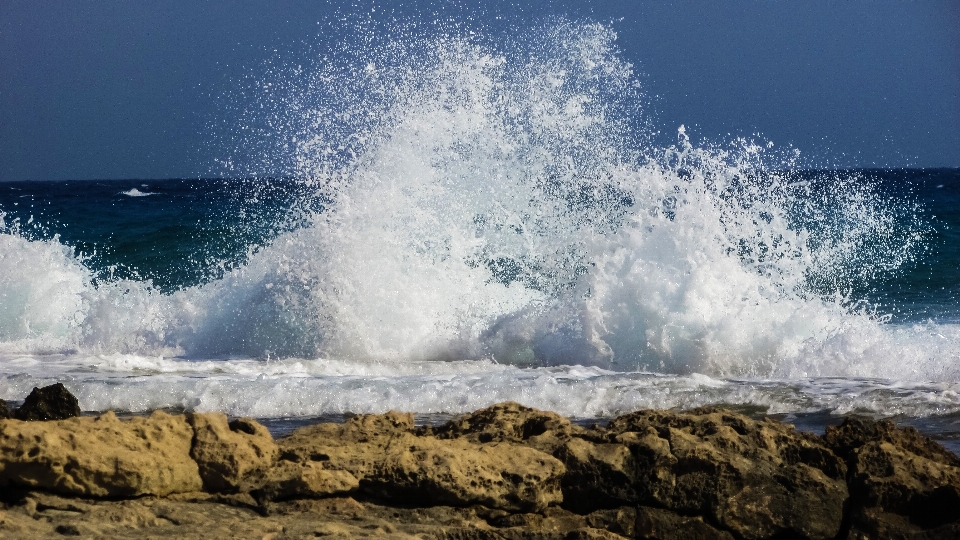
[14,383,80,421]
[635,506,735,540]
[187,413,279,493]
[376,434,565,512]
[0,411,202,497]
[431,401,577,444]
[558,408,848,540]
[278,411,566,512]
[585,507,637,537]
[244,461,359,501]
[824,417,960,537]
[276,411,415,480]
[0,492,549,540]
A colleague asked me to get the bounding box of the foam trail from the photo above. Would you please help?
[2,354,960,422]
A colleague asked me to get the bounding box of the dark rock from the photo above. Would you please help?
[824,417,960,537]
[635,506,735,540]
[0,399,9,419]
[431,403,851,539]
[559,408,848,540]
[585,507,637,537]
[14,383,80,421]
[54,524,81,536]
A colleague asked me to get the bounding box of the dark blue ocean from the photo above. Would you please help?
[3,169,959,322]
[1,21,959,450]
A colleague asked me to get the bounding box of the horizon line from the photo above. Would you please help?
[3,167,960,183]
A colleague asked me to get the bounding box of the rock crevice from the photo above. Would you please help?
[2,396,960,539]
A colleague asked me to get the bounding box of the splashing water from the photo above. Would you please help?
[1,20,957,422]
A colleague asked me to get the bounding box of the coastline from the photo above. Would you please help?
[1,387,959,538]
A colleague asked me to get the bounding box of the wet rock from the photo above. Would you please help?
[559,408,848,540]
[824,417,960,537]
[0,411,202,497]
[187,413,279,493]
[278,411,566,512]
[14,383,80,421]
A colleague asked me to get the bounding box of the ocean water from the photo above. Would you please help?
[2,21,959,450]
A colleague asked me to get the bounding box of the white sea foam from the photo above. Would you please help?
[120,188,155,197]
[2,353,959,421]
[0,20,957,419]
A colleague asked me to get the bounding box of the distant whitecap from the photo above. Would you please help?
[120,188,155,197]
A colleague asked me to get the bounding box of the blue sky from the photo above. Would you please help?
[1,0,958,181]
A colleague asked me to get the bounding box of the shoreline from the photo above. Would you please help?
[2,385,960,538]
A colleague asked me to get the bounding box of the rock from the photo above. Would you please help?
[634,506,735,540]
[585,507,637,538]
[0,400,9,419]
[824,417,960,537]
[432,402,848,539]
[5,401,960,539]
[0,411,202,497]
[277,411,415,480]
[3,491,596,540]
[14,383,80,421]
[187,413,279,493]
[278,411,566,512]
[244,461,359,502]
[431,401,578,443]
[375,435,565,512]
[558,408,848,540]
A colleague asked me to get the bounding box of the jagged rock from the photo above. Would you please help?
[0,411,202,497]
[187,413,279,493]
[278,410,416,480]
[557,408,848,540]
[431,401,578,442]
[433,402,848,539]
[0,491,637,540]
[585,507,637,538]
[278,411,566,512]
[4,402,960,539]
[378,435,565,512]
[634,506,735,540]
[824,417,960,537]
[0,400,9,419]
[243,461,359,501]
[14,383,80,421]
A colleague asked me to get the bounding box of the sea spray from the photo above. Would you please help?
[0,19,948,386]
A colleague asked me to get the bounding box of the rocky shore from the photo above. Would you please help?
[1,384,960,539]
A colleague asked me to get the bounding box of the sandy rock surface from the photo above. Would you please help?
[0,411,202,498]
[1,400,959,539]
[278,409,566,511]
[188,412,279,492]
